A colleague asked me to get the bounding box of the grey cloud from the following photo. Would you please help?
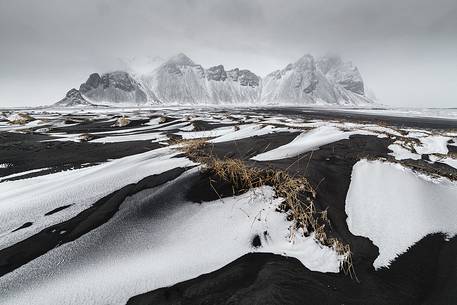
[0,0,456,107]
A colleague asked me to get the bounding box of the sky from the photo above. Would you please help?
[0,0,456,107]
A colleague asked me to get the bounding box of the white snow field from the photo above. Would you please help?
[90,132,168,143]
[388,143,422,161]
[0,181,341,305]
[346,160,457,269]
[0,147,194,249]
[251,126,356,161]
[174,125,236,139]
[414,135,451,155]
[208,124,292,143]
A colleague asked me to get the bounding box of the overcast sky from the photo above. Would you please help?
[1,0,456,107]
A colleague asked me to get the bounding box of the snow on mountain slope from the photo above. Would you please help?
[56,72,150,107]
[55,89,94,107]
[141,54,261,104]
[261,54,372,105]
[79,72,149,105]
[316,55,364,95]
[54,53,373,107]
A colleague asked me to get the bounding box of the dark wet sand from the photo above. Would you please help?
[1,109,456,304]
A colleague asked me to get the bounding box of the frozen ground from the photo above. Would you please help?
[0,106,456,305]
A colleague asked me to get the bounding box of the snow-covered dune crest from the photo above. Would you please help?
[346,159,457,269]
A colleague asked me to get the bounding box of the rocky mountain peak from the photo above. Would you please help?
[55,88,92,107]
[316,55,343,74]
[54,52,372,106]
[206,65,227,81]
[227,69,260,87]
[316,56,364,95]
[293,54,316,71]
[165,53,195,66]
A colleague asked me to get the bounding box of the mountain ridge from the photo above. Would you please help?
[55,53,373,107]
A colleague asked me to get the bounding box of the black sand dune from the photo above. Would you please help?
[127,234,457,305]
[0,132,162,179]
[200,134,392,270]
[1,109,456,304]
[0,167,190,276]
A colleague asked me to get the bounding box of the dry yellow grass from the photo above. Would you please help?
[177,138,356,278]
[112,116,130,127]
[8,113,35,125]
[79,133,96,142]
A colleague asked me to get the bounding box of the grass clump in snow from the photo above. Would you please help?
[8,113,35,125]
[177,138,357,279]
[112,116,130,127]
[79,133,96,142]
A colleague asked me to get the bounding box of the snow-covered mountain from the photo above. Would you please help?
[262,54,371,105]
[57,72,148,106]
[55,89,93,107]
[141,53,261,104]
[55,53,373,107]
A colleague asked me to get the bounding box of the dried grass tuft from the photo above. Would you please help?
[8,113,35,125]
[177,138,357,279]
[112,116,130,127]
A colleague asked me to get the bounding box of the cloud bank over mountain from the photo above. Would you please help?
[1,0,456,107]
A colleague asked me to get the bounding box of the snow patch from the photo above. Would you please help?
[0,148,194,249]
[346,159,457,269]
[388,143,421,160]
[209,124,292,143]
[175,126,235,140]
[90,132,168,143]
[0,184,340,305]
[0,163,11,169]
[251,126,355,161]
[415,135,451,155]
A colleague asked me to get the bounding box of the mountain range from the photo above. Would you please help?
[55,53,373,107]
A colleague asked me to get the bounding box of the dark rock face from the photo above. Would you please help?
[338,77,364,95]
[227,68,260,87]
[80,71,148,104]
[317,56,365,95]
[55,88,92,106]
[56,71,149,105]
[79,73,101,93]
[206,65,227,81]
[66,88,81,98]
[206,65,260,87]
[99,72,138,92]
